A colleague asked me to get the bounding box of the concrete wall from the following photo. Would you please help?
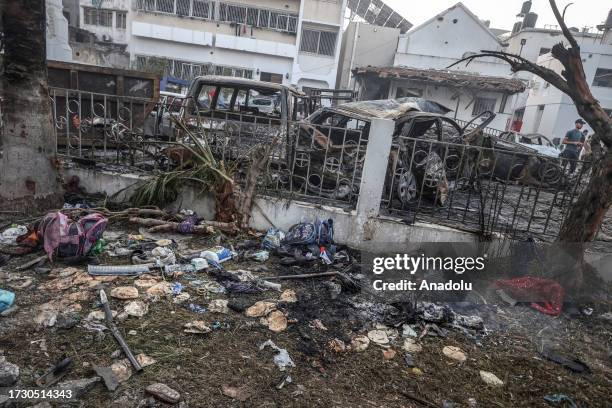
[336,22,400,90]
[302,0,344,26]
[47,0,73,62]
[63,118,477,249]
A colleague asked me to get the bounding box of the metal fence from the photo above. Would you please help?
[51,87,175,170]
[260,121,369,208]
[51,88,596,240]
[381,135,591,241]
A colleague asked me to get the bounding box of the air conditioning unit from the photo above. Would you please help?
[101,34,112,42]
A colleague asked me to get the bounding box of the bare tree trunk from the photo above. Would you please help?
[559,147,612,241]
[0,0,62,213]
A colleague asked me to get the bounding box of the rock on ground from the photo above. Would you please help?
[56,377,101,398]
[479,370,504,387]
[110,286,139,300]
[0,357,19,386]
[145,383,181,404]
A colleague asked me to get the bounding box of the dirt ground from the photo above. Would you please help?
[0,221,611,408]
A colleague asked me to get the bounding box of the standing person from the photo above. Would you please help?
[560,119,586,174]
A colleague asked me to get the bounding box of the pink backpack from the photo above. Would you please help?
[38,212,108,260]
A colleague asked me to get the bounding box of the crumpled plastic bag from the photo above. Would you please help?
[0,226,28,246]
[259,340,295,371]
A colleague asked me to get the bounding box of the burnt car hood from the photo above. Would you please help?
[330,97,452,120]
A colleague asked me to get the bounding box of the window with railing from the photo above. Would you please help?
[299,28,338,56]
[471,97,496,116]
[135,55,253,81]
[83,7,113,27]
[116,11,127,29]
[593,68,612,88]
[134,0,297,34]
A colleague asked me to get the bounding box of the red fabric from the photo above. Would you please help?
[495,277,565,316]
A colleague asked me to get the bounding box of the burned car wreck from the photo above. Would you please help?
[181,76,309,161]
[282,97,569,208]
[284,97,485,205]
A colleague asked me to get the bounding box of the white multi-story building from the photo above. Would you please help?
[70,0,347,92]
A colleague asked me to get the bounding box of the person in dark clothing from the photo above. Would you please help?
[560,119,586,174]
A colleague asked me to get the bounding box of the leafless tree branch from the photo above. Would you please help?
[550,0,578,49]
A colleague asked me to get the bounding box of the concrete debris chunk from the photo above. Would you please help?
[56,376,101,398]
[264,310,288,332]
[479,370,504,387]
[402,338,423,353]
[124,301,148,317]
[145,382,181,404]
[222,384,250,401]
[279,289,297,303]
[245,301,276,317]
[0,357,19,386]
[110,360,132,383]
[442,346,467,362]
[110,286,139,300]
[367,329,389,345]
[350,335,370,352]
[184,321,211,334]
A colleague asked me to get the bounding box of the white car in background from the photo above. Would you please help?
[499,131,560,158]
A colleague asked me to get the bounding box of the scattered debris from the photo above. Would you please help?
[264,310,288,332]
[0,357,20,386]
[100,289,142,372]
[383,349,397,360]
[146,382,181,404]
[402,324,418,338]
[245,301,276,317]
[403,338,423,353]
[56,376,101,398]
[351,335,370,352]
[184,321,211,334]
[0,289,15,312]
[404,353,415,367]
[124,301,148,317]
[93,364,119,391]
[328,338,347,353]
[368,329,390,345]
[36,357,73,387]
[280,289,297,303]
[222,384,250,401]
[543,394,578,408]
[259,340,295,371]
[540,347,590,373]
[479,370,504,387]
[208,299,229,314]
[110,286,140,300]
[442,346,467,363]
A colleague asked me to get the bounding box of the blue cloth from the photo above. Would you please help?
[0,289,15,312]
